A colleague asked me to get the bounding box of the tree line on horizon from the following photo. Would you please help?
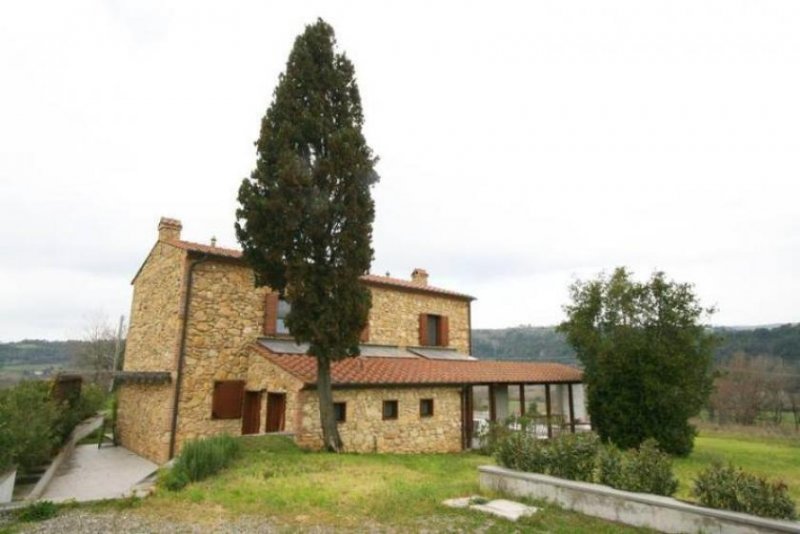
[3,322,798,370]
[472,322,800,365]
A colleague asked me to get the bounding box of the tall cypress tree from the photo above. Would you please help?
[235,19,378,451]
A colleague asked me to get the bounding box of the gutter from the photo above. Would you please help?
[168,252,209,459]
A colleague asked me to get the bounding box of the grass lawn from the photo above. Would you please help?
[138,435,649,532]
[674,428,800,504]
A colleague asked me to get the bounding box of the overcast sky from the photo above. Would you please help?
[1,1,799,341]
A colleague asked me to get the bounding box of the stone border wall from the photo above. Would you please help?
[479,465,800,534]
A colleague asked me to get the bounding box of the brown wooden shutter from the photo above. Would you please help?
[263,292,279,335]
[360,322,370,343]
[438,316,449,347]
[418,313,428,346]
[212,380,244,419]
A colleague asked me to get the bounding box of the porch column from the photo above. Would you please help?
[568,383,576,433]
[519,385,526,416]
[545,383,552,438]
[489,384,496,421]
[493,384,509,421]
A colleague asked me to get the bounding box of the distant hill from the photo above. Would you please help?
[0,339,85,368]
[472,323,800,365]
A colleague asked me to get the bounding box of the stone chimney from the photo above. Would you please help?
[158,217,182,241]
[411,268,429,286]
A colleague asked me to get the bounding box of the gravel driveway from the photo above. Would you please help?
[5,509,283,533]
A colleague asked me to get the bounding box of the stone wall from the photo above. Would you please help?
[125,241,186,371]
[118,239,185,464]
[367,285,471,353]
[173,259,269,451]
[296,386,464,453]
[117,383,173,464]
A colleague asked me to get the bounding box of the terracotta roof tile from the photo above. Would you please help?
[166,239,474,300]
[253,344,582,387]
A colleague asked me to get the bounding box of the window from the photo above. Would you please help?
[420,398,434,418]
[212,380,244,419]
[427,315,440,346]
[334,402,347,423]
[382,400,398,420]
[265,293,292,336]
[418,314,449,347]
[276,298,291,334]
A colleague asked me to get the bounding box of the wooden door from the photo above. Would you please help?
[266,392,286,432]
[242,390,262,435]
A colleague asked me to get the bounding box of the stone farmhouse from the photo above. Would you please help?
[116,218,587,464]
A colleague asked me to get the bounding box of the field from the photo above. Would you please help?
[135,435,647,533]
[674,425,800,504]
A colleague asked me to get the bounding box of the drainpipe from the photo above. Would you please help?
[168,253,209,459]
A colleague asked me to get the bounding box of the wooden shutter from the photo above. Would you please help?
[263,292,279,335]
[360,322,370,343]
[438,316,449,347]
[212,380,244,419]
[418,313,428,346]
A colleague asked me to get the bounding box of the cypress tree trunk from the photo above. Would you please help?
[317,357,342,451]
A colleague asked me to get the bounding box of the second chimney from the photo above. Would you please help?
[158,217,182,241]
[411,268,429,286]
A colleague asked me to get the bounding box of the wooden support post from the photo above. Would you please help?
[568,383,576,433]
[519,384,526,417]
[462,386,474,450]
[545,383,552,438]
[489,384,496,422]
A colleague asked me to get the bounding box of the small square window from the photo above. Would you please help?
[382,400,398,420]
[420,398,434,418]
[334,402,346,423]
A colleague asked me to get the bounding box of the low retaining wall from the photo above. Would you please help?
[0,469,16,504]
[479,465,800,534]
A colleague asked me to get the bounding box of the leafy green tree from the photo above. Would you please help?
[558,268,716,456]
[235,19,378,451]
[0,381,59,471]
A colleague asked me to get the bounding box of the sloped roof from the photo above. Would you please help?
[163,239,474,300]
[252,343,582,387]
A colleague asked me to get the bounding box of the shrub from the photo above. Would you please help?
[693,461,796,520]
[0,420,15,473]
[478,419,514,455]
[494,429,678,497]
[494,430,548,474]
[17,500,58,522]
[546,432,599,482]
[0,381,59,471]
[495,431,599,482]
[618,439,678,496]
[52,383,107,444]
[161,434,242,491]
[595,443,625,488]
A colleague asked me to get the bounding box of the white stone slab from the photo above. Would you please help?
[472,499,538,521]
[443,496,538,521]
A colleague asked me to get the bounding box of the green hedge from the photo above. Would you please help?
[160,434,242,491]
[494,430,678,496]
[692,461,796,520]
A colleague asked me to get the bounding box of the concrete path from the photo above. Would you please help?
[40,444,158,503]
